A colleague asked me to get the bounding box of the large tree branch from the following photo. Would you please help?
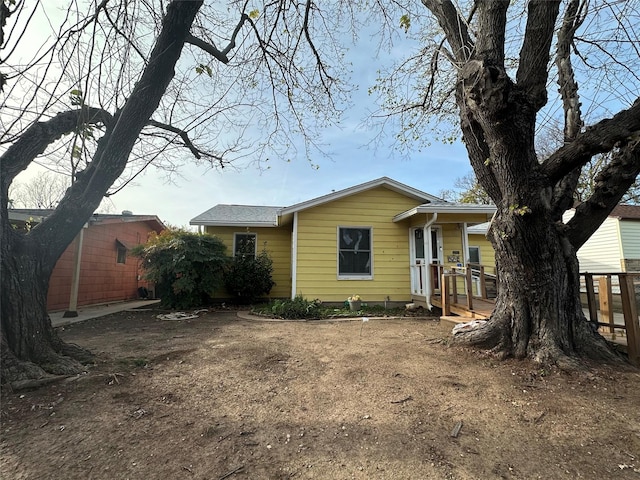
[27,0,203,262]
[565,138,640,249]
[421,0,474,64]
[541,99,640,185]
[515,0,561,111]
[549,0,585,219]
[475,0,508,67]
[0,107,113,188]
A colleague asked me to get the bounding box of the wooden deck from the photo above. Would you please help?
[424,266,639,366]
[430,294,494,319]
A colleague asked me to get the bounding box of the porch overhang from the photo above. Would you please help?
[393,204,497,223]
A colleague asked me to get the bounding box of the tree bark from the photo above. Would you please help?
[0,229,93,384]
[0,0,204,384]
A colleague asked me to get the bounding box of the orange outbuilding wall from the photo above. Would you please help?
[47,217,162,311]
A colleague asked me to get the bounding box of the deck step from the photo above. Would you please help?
[439,315,469,329]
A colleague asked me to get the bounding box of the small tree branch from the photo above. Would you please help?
[185,13,249,64]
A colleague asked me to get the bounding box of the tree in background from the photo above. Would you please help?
[8,172,67,209]
[383,0,639,366]
[1,0,349,383]
[132,230,228,309]
[439,172,492,205]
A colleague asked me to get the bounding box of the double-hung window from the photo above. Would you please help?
[234,233,257,258]
[338,226,372,279]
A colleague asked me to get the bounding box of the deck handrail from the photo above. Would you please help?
[435,262,498,315]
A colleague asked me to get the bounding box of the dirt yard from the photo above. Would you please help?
[1,308,639,479]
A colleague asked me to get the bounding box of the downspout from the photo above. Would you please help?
[291,211,298,299]
[423,212,438,310]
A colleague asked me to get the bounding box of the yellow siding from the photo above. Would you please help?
[469,234,496,274]
[204,226,292,298]
[440,224,463,267]
[295,186,422,302]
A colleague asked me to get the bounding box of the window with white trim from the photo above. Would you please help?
[338,227,372,279]
[468,246,480,264]
[234,233,257,258]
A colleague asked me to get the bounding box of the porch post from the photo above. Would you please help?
[461,222,469,263]
[290,212,298,299]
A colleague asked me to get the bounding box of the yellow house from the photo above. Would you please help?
[190,177,496,306]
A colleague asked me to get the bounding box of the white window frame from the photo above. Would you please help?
[233,232,257,258]
[337,226,373,280]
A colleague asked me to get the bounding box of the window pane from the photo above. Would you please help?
[338,227,371,276]
[469,246,480,264]
[116,247,127,264]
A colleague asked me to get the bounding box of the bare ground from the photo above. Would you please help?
[1,308,640,480]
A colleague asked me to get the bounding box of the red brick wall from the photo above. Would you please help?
[47,221,158,311]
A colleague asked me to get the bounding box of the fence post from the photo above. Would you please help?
[598,275,615,334]
[465,266,474,311]
[584,274,598,324]
[619,274,640,367]
[442,274,451,316]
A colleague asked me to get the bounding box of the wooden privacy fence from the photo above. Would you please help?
[582,272,640,366]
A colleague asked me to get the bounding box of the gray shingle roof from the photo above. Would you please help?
[190,205,282,227]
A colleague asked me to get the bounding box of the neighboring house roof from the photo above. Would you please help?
[609,204,640,220]
[467,221,491,235]
[8,209,166,232]
[189,205,282,227]
[190,177,449,227]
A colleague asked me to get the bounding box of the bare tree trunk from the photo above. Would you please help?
[453,207,619,368]
[450,58,622,367]
[1,232,92,383]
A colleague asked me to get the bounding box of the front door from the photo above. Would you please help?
[411,227,426,295]
[411,226,442,295]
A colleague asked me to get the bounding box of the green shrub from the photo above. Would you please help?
[264,295,322,319]
[132,229,228,309]
[223,250,275,303]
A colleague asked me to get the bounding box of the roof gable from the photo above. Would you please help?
[279,177,445,215]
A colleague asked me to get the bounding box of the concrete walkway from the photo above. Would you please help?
[49,299,160,327]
